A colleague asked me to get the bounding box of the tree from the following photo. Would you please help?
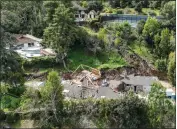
[40,70,64,128]
[148,82,176,128]
[1,1,46,37]
[160,1,176,30]
[167,52,175,86]
[155,59,167,72]
[107,22,132,46]
[135,2,142,13]
[0,27,24,86]
[158,28,171,59]
[80,1,88,8]
[120,0,129,8]
[43,2,77,69]
[137,20,145,35]
[142,17,160,48]
[109,92,150,128]
[110,0,120,8]
[154,28,172,59]
[87,1,103,12]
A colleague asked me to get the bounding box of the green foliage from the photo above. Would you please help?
[109,92,149,128]
[5,113,20,123]
[20,87,41,111]
[80,1,88,8]
[143,17,160,47]
[0,110,6,121]
[167,52,176,86]
[160,1,176,30]
[154,28,172,59]
[116,9,123,14]
[63,93,150,128]
[1,95,20,109]
[67,48,126,70]
[1,28,24,86]
[155,59,167,72]
[88,19,102,31]
[41,71,63,102]
[43,1,76,66]
[106,22,133,46]
[137,20,146,34]
[148,82,176,128]
[1,1,46,37]
[98,28,107,42]
[23,57,60,69]
[88,1,103,12]
[129,41,153,62]
[40,71,64,128]
[135,2,142,12]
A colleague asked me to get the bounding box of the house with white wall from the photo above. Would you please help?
[88,10,97,19]
[13,34,42,50]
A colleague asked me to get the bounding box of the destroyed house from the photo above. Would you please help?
[121,75,158,93]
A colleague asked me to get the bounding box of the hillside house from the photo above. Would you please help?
[12,34,42,50]
[72,1,87,22]
[12,34,56,59]
[72,1,98,23]
[122,74,158,93]
[88,10,97,19]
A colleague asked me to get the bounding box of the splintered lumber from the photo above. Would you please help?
[91,68,101,76]
[71,65,82,76]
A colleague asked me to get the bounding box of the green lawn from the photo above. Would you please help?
[67,48,127,70]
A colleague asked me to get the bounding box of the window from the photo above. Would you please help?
[28,43,31,47]
[28,43,34,47]
[81,14,85,18]
[75,14,79,18]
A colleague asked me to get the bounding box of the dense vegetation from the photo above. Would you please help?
[0,0,176,128]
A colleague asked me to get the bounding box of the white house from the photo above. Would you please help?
[13,34,42,50]
[88,10,97,19]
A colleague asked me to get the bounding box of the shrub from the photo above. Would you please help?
[148,11,156,16]
[6,113,20,123]
[155,59,167,72]
[1,95,21,109]
[116,10,123,14]
[23,57,61,68]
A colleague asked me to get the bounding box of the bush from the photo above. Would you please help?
[0,110,6,121]
[155,59,167,72]
[148,11,156,16]
[6,113,20,123]
[116,10,123,14]
[23,57,61,68]
[1,95,21,109]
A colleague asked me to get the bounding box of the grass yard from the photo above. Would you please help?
[67,48,127,70]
